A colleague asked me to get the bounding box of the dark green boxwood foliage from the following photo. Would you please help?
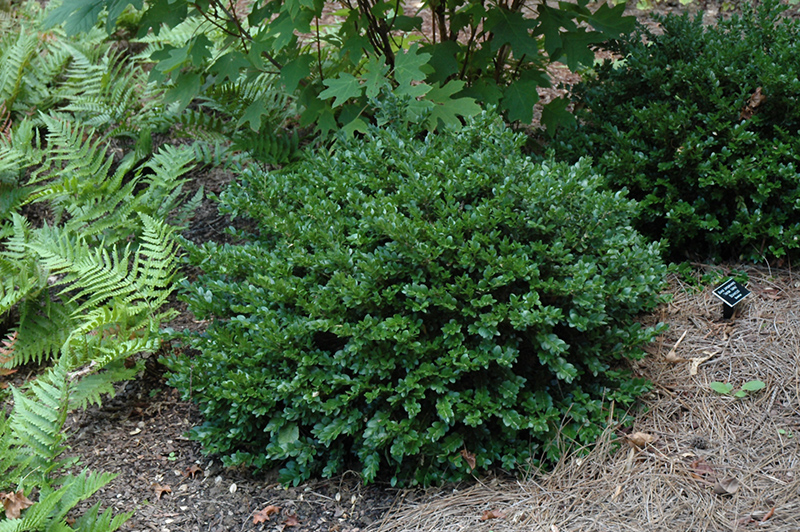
[551,0,800,262]
[165,111,666,486]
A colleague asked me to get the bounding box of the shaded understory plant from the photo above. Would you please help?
[551,0,800,262]
[166,106,667,486]
[0,4,190,526]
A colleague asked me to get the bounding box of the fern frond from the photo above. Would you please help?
[0,117,43,186]
[71,501,133,532]
[49,469,119,523]
[133,15,216,50]
[190,140,234,168]
[10,363,69,474]
[234,127,300,166]
[10,300,74,366]
[30,217,176,311]
[54,45,164,134]
[27,114,114,190]
[67,360,140,410]
[172,108,230,142]
[0,215,47,318]
[0,28,38,110]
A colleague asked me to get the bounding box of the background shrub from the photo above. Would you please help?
[551,0,800,262]
[166,109,667,486]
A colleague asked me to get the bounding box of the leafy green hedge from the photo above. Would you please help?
[552,0,800,262]
[166,110,666,486]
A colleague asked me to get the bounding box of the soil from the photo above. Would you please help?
[14,2,800,532]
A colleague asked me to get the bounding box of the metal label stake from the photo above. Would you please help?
[712,278,751,320]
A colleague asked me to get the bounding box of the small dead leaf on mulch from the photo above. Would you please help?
[153,484,172,500]
[1,490,34,519]
[713,476,740,496]
[283,513,300,527]
[690,458,716,481]
[480,509,506,521]
[626,431,656,449]
[182,464,202,479]
[253,505,280,524]
[665,330,688,363]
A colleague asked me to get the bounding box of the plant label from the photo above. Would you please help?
[712,278,750,319]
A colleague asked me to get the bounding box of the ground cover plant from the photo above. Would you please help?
[166,106,668,487]
[0,3,196,527]
[551,0,800,262]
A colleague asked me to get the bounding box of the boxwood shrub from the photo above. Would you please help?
[165,110,667,486]
[551,0,800,262]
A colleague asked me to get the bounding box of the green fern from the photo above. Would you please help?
[10,362,71,479]
[0,28,38,111]
[0,7,196,529]
[0,336,134,530]
[233,127,300,166]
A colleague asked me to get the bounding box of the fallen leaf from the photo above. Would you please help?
[153,484,172,500]
[182,464,202,479]
[665,330,688,363]
[740,87,766,120]
[460,449,476,470]
[253,505,280,524]
[737,514,757,526]
[1,490,34,519]
[0,331,18,364]
[689,351,717,376]
[284,513,300,527]
[713,475,740,496]
[761,287,781,300]
[690,457,715,479]
[627,431,656,449]
[480,509,506,520]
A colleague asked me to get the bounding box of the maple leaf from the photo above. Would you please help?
[541,97,576,136]
[501,79,540,124]
[425,80,481,129]
[253,505,280,524]
[284,513,300,527]
[363,55,390,99]
[153,484,172,500]
[393,44,431,87]
[486,8,539,58]
[280,55,313,93]
[319,73,362,107]
[1,490,34,519]
[553,28,605,71]
[182,464,202,479]
[536,5,576,56]
[210,51,251,85]
[585,3,635,39]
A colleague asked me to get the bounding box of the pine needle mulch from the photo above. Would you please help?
[371,265,800,532]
